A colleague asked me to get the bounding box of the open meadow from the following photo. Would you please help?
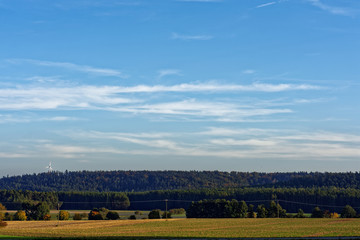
[1,218,360,239]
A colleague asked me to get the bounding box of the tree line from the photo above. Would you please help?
[1,187,360,213]
[0,190,129,210]
[1,200,358,222]
[127,187,360,213]
[186,199,359,219]
[2,171,360,192]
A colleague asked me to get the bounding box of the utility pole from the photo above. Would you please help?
[165,199,168,221]
[56,202,60,227]
[272,194,279,218]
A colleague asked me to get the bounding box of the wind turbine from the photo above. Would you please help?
[46,162,53,173]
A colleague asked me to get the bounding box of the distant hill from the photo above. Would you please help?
[0,170,359,192]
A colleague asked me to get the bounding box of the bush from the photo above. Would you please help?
[148,209,161,219]
[22,201,50,220]
[14,210,27,221]
[341,205,357,218]
[98,207,109,219]
[311,207,324,218]
[294,209,306,218]
[0,203,7,222]
[106,211,120,220]
[267,201,286,218]
[247,204,256,218]
[0,203,6,211]
[88,209,103,220]
[256,204,267,218]
[43,214,51,221]
[169,208,185,215]
[59,210,70,220]
[134,211,142,215]
[128,215,136,220]
[162,211,172,219]
[4,212,13,221]
[0,221,7,227]
[73,213,83,220]
[330,212,340,218]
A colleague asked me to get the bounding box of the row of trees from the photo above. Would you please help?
[186,199,359,219]
[128,187,360,212]
[0,190,130,210]
[1,200,358,221]
[1,188,360,215]
[186,199,283,218]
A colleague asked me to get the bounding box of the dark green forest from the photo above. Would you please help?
[1,187,360,213]
[127,187,360,213]
[2,170,360,192]
[1,171,360,213]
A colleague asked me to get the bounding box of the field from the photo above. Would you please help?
[1,218,360,239]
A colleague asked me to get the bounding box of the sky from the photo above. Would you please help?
[0,0,360,176]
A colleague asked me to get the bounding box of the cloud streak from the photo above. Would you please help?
[157,69,181,79]
[171,32,213,41]
[256,2,276,8]
[176,0,222,2]
[112,99,292,121]
[0,114,80,124]
[3,128,360,162]
[0,82,322,121]
[308,0,352,16]
[51,128,360,160]
[7,59,128,78]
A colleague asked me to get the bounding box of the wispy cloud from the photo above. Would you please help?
[6,128,360,161]
[0,85,136,110]
[54,128,360,160]
[308,0,353,16]
[256,2,276,8]
[0,82,322,122]
[242,69,256,74]
[0,114,81,124]
[0,153,28,158]
[157,69,181,79]
[176,0,222,2]
[171,32,213,41]
[25,76,59,83]
[102,82,321,93]
[7,59,128,78]
[111,99,292,121]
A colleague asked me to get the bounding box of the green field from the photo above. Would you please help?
[1,218,360,239]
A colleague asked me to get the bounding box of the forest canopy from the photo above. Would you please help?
[1,170,360,192]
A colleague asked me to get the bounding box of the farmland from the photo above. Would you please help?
[1,218,360,239]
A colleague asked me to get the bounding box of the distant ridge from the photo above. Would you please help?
[0,170,360,192]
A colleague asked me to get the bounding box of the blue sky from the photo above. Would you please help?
[1,0,360,176]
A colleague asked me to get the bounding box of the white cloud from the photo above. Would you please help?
[54,128,360,161]
[0,152,28,158]
[8,59,128,78]
[103,82,321,93]
[8,128,358,161]
[176,0,222,2]
[0,85,136,110]
[110,99,292,121]
[0,114,81,124]
[256,2,276,8]
[171,32,213,41]
[157,69,181,79]
[308,0,352,16]
[0,82,322,121]
[25,76,59,83]
[242,69,256,74]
